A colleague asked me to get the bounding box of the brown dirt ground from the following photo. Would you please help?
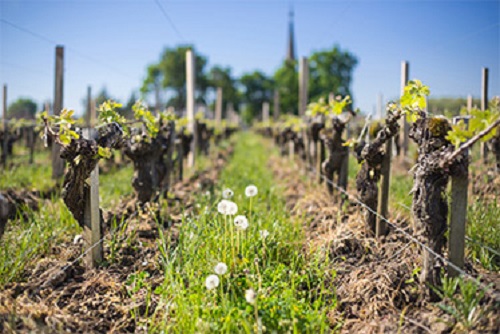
[268,148,499,334]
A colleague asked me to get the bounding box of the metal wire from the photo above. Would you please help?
[304,162,500,301]
[395,201,500,257]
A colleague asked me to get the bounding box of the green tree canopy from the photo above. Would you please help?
[309,45,357,103]
[141,64,162,111]
[7,98,37,119]
[274,60,298,115]
[239,71,273,124]
[143,45,208,110]
[208,66,240,114]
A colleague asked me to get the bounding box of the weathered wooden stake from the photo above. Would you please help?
[481,67,489,163]
[401,61,409,157]
[164,123,176,193]
[28,126,35,164]
[177,138,184,181]
[262,102,270,122]
[82,128,102,268]
[215,87,223,126]
[289,140,295,160]
[339,124,350,206]
[273,90,280,121]
[86,86,92,127]
[448,116,469,277]
[298,57,309,117]
[2,85,7,167]
[316,141,322,183]
[52,46,65,179]
[186,50,196,168]
[467,94,472,112]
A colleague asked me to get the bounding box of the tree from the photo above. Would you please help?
[141,64,162,113]
[120,92,138,119]
[7,98,37,119]
[95,87,113,106]
[239,71,273,124]
[208,66,240,115]
[144,45,209,111]
[309,45,357,103]
[274,60,298,115]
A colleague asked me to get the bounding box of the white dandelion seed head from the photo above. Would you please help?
[259,230,270,239]
[245,185,258,198]
[217,200,230,215]
[227,201,238,215]
[245,288,256,304]
[222,188,234,199]
[217,200,237,215]
[205,274,220,290]
[234,215,249,230]
[214,262,228,275]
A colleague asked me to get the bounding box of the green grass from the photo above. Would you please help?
[466,201,500,271]
[99,164,134,209]
[0,198,80,286]
[139,132,337,333]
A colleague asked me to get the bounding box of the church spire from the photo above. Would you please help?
[286,8,296,62]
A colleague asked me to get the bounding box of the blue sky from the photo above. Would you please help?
[0,0,499,117]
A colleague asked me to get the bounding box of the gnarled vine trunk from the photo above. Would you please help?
[409,116,467,299]
[321,119,347,195]
[355,111,400,235]
[60,123,123,227]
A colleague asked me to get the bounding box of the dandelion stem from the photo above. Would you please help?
[230,215,235,264]
[224,215,228,263]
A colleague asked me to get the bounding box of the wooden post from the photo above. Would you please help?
[262,102,269,122]
[2,85,7,167]
[377,93,383,120]
[467,95,472,112]
[289,140,295,160]
[164,122,176,193]
[339,124,350,206]
[177,137,184,181]
[273,90,280,121]
[316,139,325,184]
[86,86,92,127]
[82,128,102,268]
[401,61,409,157]
[481,68,489,112]
[298,57,309,116]
[186,50,196,168]
[52,46,65,179]
[481,68,489,163]
[448,116,469,277]
[215,87,223,126]
[28,126,35,164]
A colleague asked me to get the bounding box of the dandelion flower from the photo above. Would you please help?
[214,262,228,275]
[245,288,256,304]
[227,201,238,215]
[245,185,258,197]
[217,200,230,215]
[218,200,237,215]
[205,274,220,290]
[234,215,249,230]
[222,188,234,199]
[259,230,270,239]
